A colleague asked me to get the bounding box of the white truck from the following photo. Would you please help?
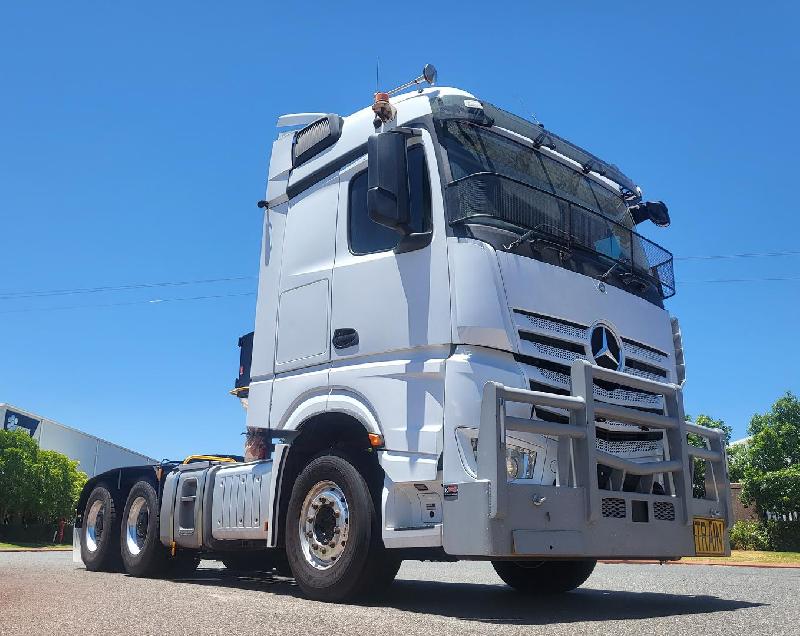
[74,66,732,602]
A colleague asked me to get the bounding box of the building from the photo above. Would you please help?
[0,403,156,477]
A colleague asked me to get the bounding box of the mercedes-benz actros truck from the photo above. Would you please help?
[74,65,732,602]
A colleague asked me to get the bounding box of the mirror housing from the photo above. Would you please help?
[630,200,670,228]
[367,132,410,233]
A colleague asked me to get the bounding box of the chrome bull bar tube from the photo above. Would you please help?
[478,359,732,528]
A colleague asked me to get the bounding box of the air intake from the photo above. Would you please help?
[292,114,343,168]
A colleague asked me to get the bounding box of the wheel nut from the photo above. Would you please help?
[329,542,336,548]
[334,510,340,518]
[311,503,319,510]
[306,531,313,538]
[333,527,340,534]
[307,517,314,524]
[321,548,327,554]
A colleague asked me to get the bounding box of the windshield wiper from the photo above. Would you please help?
[503,224,573,253]
[504,228,539,251]
[599,259,653,293]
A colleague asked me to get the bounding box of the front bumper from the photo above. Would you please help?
[442,360,732,559]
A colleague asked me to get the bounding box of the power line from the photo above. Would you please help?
[0,291,257,315]
[0,275,257,301]
[679,276,800,284]
[675,250,800,261]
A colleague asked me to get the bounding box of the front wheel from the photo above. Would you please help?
[492,559,596,594]
[285,452,400,602]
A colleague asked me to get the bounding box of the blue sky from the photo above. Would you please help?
[1,2,798,459]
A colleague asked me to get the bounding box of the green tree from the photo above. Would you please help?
[726,442,750,483]
[0,429,38,522]
[740,392,800,516]
[0,429,87,524]
[685,414,731,497]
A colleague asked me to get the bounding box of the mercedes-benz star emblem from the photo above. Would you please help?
[590,324,623,371]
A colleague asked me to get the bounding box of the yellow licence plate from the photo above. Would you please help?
[693,517,725,556]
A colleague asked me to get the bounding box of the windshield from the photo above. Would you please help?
[431,100,675,302]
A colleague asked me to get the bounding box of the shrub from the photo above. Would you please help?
[729,520,770,551]
[741,465,800,518]
[763,520,800,552]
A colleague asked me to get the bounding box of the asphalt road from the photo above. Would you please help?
[1,552,797,636]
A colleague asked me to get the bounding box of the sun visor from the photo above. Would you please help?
[431,95,639,197]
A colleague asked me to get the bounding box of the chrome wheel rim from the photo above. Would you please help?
[85,500,105,553]
[125,496,149,556]
[298,480,350,570]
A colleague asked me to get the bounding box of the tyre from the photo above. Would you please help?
[285,452,400,602]
[80,484,121,572]
[492,559,596,594]
[120,480,168,577]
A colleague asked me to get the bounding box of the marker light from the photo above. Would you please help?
[372,64,438,126]
[372,91,395,125]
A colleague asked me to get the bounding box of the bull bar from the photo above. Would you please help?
[443,359,732,559]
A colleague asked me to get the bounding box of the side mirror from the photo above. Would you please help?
[367,132,410,234]
[630,200,670,228]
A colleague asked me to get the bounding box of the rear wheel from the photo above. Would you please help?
[492,559,596,594]
[80,484,121,571]
[120,481,167,577]
[285,452,400,602]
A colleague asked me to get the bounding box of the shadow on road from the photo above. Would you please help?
[169,567,764,625]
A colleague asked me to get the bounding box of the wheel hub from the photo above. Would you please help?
[125,496,149,556]
[85,500,105,553]
[298,481,350,570]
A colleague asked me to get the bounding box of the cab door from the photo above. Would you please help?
[329,131,450,459]
[269,173,339,429]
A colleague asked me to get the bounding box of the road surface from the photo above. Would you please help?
[0,552,797,635]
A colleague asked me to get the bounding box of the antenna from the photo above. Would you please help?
[376,57,380,93]
[515,92,539,126]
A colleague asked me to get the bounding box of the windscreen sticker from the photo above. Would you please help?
[463,99,483,110]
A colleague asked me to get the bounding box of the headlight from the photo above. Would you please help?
[506,444,537,481]
[458,427,540,481]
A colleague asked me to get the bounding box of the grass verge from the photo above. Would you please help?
[0,541,71,551]
[680,550,800,565]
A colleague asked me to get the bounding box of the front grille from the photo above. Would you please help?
[514,309,671,408]
[654,501,676,521]
[516,309,670,467]
[521,356,665,411]
[602,498,627,519]
[596,437,662,456]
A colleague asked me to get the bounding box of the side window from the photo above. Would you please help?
[348,145,431,255]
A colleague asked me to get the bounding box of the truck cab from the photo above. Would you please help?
[75,68,732,602]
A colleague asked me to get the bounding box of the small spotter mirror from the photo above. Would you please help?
[386,63,439,96]
[422,64,437,85]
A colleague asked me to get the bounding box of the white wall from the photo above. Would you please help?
[2,404,156,477]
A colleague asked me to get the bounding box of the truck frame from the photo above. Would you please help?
[74,66,732,602]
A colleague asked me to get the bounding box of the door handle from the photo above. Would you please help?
[332,328,359,350]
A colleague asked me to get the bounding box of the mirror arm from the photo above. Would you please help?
[394,230,433,254]
[390,127,423,138]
